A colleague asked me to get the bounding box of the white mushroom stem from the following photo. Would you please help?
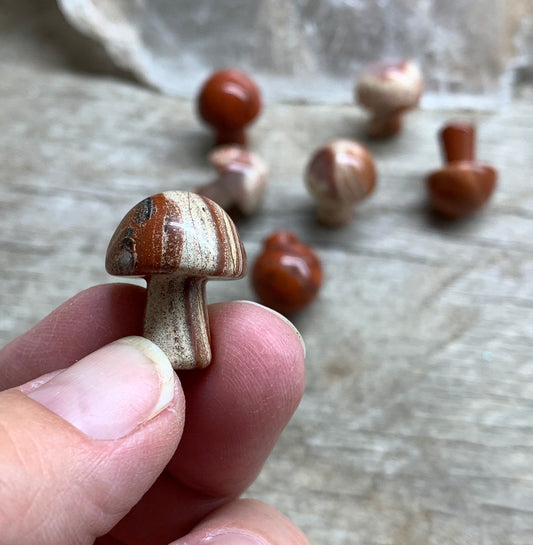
[143,273,211,370]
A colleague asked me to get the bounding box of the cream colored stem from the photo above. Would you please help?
[144,274,211,370]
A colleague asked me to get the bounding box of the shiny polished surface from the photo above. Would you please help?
[106,191,246,278]
[252,231,323,315]
[427,161,497,218]
[305,139,376,227]
[197,68,262,146]
[428,122,497,218]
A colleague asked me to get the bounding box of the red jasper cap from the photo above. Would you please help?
[427,161,497,218]
[197,68,262,132]
[439,122,476,163]
[252,231,323,315]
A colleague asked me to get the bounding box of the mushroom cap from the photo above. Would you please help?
[356,59,423,113]
[208,146,268,214]
[106,191,247,279]
[197,68,262,132]
[427,161,497,218]
[305,139,377,205]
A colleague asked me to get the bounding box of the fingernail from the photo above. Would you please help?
[196,530,268,545]
[235,300,306,358]
[27,336,176,440]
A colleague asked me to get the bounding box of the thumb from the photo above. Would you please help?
[0,336,184,545]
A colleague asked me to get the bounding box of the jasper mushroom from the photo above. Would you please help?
[195,145,268,216]
[105,191,247,370]
[356,59,423,138]
[197,68,262,147]
[427,121,497,218]
[304,139,377,227]
[252,231,323,315]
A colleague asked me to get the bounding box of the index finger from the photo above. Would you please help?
[0,283,146,390]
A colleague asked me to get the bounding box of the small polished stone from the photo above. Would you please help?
[197,68,262,147]
[252,231,323,315]
[195,146,268,216]
[305,139,377,227]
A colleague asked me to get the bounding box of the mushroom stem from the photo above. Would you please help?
[144,274,211,370]
[367,112,402,138]
[316,200,355,227]
[215,128,247,147]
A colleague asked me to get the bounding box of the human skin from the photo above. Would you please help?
[0,283,308,545]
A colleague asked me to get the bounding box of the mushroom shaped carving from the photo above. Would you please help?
[356,59,423,138]
[195,146,268,216]
[197,68,262,147]
[106,191,246,370]
[305,139,377,227]
[252,231,323,316]
[427,121,497,218]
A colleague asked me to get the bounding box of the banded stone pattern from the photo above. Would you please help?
[305,139,377,228]
[106,191,246,280]
[199,145,268,215]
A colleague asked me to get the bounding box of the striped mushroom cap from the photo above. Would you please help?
[305,139,377,227]
[106,191,246,279]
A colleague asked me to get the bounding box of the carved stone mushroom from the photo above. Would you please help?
[356,59,424,138]
[105,191,247,370]
[427,121,497,218]
[252,231,323,316]
[304,139,377,227]
[195,146,268,216]
[197,68,262,147]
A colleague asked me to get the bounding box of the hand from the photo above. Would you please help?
[0,283,308,545]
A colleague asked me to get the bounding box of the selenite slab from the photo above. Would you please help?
[57,0,530,108]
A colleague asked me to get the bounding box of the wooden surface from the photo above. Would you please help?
[1,4,533,544]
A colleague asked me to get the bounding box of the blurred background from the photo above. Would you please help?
[4,0,533,107]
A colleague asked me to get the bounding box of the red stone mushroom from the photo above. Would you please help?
[197,68,262,147]
[427,122,497,218]
[252,231,323,315]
